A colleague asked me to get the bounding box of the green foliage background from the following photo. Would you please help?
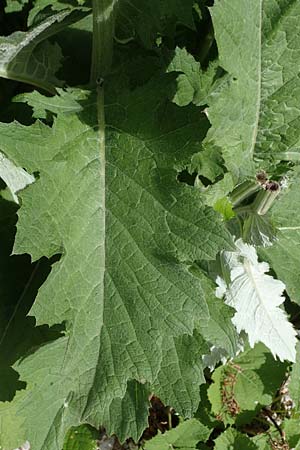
[0,0,300,449]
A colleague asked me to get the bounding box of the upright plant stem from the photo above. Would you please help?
[90,0,116,84]
[91,0,116,143]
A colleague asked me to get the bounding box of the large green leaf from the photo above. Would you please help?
[0,9,87,92]
[149,267,239,415]
[0,76,233,449]
[206,0,300,181]
[150,332,208,418]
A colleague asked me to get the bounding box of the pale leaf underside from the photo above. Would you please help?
[0,9,87,92]
[0,152,34,203]
[217,239,296,362]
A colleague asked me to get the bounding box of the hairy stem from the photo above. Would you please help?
[90,0,117,84]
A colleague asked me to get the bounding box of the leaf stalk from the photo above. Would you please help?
[252,184,280,215]
[230,180,261,207]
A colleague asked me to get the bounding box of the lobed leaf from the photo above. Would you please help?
[166,48,218,107]
[217,239,297,362]
[0,76,233,449]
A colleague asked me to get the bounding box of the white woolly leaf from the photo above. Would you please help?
[217,239,297,362]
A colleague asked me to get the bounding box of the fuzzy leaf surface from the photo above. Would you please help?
[206,0,300,180]
[150,267,239,414]
[0,78,233,449]
[217,239,297,362]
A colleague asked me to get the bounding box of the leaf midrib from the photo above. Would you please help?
[249,0,262,161]
[243,259,292,355]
